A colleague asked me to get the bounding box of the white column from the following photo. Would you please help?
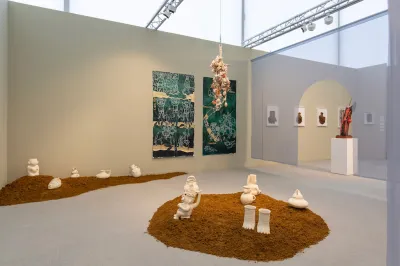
[242,205,256,230]
[257,208,271,234]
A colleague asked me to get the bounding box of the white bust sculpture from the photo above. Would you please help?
[27,158,40,176]
[70,168,80,178]
[246,174,261,196]
[174,191,202,220]
[184,175,199,194]
[96,170,111,179]
[48,177,62,190]
[288,189,309,209]
[129,164,141,177]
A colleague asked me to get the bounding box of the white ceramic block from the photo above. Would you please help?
[257,209,271,234]
[242,205,256,230]
[331,138,358,175]
[27,158,40,176]
[96,170,111,179]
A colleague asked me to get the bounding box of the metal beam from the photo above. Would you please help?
[146,0,185,30]
[242,0,364,48]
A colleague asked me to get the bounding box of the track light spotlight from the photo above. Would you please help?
[301,25,308,33]
[324,15,333,25]
[307,22,316,31]
[162,9,171,18]
[167,4,177,13]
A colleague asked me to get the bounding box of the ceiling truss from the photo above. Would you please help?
[146,0,185,30]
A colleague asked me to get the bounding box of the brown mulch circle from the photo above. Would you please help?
[148,192,330,262]
[0,172,186,206]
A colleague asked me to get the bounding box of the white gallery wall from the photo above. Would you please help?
[0,0,8,188]
[7,3,263,182]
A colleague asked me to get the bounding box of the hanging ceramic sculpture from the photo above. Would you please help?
[184,175,200,194]
[246,174,261,196]
[96,170,111,179]
[288,189,309,209]
[27,158,40,176]
[242,205,256,230]
[240,185,256,205]
[129,164,141,177]
[70,167,80,178]
[48,177,62,190]
[173,190,202,220]
[257,208,271,234]
[210,44,231,111]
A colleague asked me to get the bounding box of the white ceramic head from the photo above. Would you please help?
[28,158,39,165]
[243,185,251,194]
[292,189,304,199]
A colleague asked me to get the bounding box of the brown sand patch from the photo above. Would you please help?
[148,193,330,262]
[0,172,186,206]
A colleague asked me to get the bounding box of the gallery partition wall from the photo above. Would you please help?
[251,12,388,180]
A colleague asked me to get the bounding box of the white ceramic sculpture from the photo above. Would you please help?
[184,175,200,194]
[48,177,62,190]
[174,191,202,220]
[257,208,271,234]
[240,185,256,205]
[129,164,141,177]
[70,167,80,178]
[96,170,111,179]
[242,205,256,230]
[247,174,261,196]
[27,158,40,177]
[288,189,309,209]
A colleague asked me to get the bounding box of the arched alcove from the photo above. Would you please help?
[298,80,352,163]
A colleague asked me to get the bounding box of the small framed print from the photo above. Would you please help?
[266,105,279,127]
[294,106,305,127]
[338,106,345,128]
[364,112,375,125]
[317,108,328,127]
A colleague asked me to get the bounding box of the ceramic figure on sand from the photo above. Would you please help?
[240,185,256,205]
[184,175,200,194]
[129,164,141,177]
[242,205,256,230]
[70,168,80,178]
[246,174,261,195]
[27,158,40,176]
[257,209,271,234]
[173,191,202,220]
[48,177,62,190]
[96,170,111,179]
[288,189,309,209]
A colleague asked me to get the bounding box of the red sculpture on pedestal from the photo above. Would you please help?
[337,100,356,138]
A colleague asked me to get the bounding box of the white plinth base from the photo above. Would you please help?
[331,138,358,175]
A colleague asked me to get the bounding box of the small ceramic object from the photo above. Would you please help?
[174,191,202,220]
[27,158,40,177]
[242,205,256,230]
[70,168,80,178]
[48,177,62,190]
[257,208,271,234]
[184,175,200,194]
[288,189,309,209]
[96,170,111,179]
[240,185,256,205]
[129,164,141,177]
[247,174,261,196]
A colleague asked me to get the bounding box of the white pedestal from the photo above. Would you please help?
[331,138,358,175]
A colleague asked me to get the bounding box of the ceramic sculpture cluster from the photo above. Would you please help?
[210,44,231,111]
[174,176,201,220]
[26,158,142,190]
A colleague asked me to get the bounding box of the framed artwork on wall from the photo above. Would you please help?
[338,106,345,128]
[364,112,375,125]
[266,105,279,126]
[317,108,328,127]
[294,106,305,127]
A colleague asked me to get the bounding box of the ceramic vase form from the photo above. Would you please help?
[240,185,256,205]
[96,170,111,179]
[129,164,141,177]
[174,191,202,220]
[242,205,256,230]
[48,177,62,190]
[184,175,200,194]
[70,168,80,178]
[257,208,271,234]
[246,174,261,196]
[27,158,40,177]
[288,189,309,209]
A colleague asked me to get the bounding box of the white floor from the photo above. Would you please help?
[0,164,386,266]
[299,159,387,180]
